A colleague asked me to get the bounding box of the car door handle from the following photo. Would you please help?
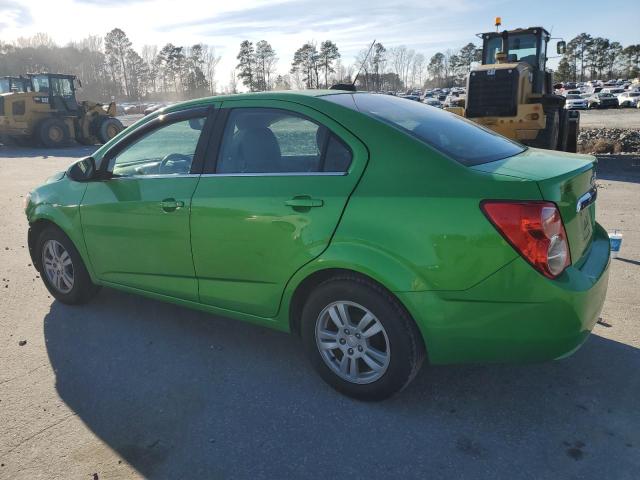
[284,196,324,209]
[160,198,185,212]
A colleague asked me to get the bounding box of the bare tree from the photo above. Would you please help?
[202,45,221,94]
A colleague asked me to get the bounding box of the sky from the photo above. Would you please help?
[0,0,637,87]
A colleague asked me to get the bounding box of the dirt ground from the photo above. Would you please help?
[0,147,639,480]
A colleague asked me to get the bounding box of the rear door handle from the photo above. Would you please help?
[161,198,185,212]
[284,196,324,209]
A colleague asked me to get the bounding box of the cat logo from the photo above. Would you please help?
[487,69,496,76]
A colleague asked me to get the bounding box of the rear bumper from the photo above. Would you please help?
[398,223,610,365]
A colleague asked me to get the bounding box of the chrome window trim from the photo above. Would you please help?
[107,171,348,180]
[200,171,348,178]
[110,173,198,180]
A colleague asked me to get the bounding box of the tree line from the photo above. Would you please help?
[0,29,221,102]
[555,33,639,82]
[233,39,481,93]
[3,28,638,102]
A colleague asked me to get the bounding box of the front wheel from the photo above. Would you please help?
[35,226,100,304]
[98,117,124,143]
[301,275,425,401]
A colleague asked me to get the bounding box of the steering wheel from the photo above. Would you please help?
[159,153,191,174]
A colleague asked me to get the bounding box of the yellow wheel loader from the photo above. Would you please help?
[450,22,578,152]
[0,73,124,147]
[0,76,31,94]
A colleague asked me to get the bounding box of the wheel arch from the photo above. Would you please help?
[27,212,95,281]
[286,261,424,339]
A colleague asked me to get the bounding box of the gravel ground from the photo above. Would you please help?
[0,147,639,480]
[578,108,640,130]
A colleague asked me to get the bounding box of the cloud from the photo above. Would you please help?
[0,1,32,31]
[163,0,474,40]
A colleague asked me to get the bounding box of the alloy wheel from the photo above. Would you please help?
[42,239,74,294]
[315,301,390,384]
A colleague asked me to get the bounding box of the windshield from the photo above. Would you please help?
[599,93,614,98]
[567,95,581,99]
[0,78,9,93]
[31,75,50,93]
[484,33,541,67]
[323,93,525,166]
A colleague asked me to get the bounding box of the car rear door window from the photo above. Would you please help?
[216,108,352,174]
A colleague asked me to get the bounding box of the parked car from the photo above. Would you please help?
[422,98,443,108]
[564,94,588,110]
[588,92,619,109]
[25,91,610,400]
[602,87,625,96]
[443,94,466,108]
[618,91,640,107]
[400,94,421,102]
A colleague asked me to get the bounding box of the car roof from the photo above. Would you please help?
[162,89,351,113]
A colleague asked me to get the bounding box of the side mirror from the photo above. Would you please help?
[67,156,97,182]
[557,41,566,55]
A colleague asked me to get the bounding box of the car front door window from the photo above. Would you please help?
[111,117,206,177]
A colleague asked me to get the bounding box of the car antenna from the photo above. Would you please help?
[330,39,376,92]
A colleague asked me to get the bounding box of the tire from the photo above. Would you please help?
[300,275,426,401]
[558,108,570,152]
[98,117,123,143]
[37,118,70,148]
[525,105,560,150]
[34,226,100,305]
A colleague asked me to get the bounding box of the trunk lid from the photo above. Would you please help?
[472,148,597,265]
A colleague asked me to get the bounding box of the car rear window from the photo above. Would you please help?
[323,93,525,166]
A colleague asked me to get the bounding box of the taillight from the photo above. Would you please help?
[481,201,571,279]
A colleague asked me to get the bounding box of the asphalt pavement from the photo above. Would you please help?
[0,146,638,480]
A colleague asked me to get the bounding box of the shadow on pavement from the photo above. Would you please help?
[615,257,640,266]
[44,288,640,479]
[0,145,97,159]
[596,155,640,184]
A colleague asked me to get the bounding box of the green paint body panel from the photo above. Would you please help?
[81,177,200,301]
[25,91,610,365]
[190,98,369,317]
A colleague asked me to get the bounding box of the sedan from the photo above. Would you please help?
[564,94,588,110]
[422,98,443,108]
[25,91,610,400]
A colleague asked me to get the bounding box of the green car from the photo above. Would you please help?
[25,91,610,400]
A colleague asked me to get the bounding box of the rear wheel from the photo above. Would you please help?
[35,226,100,304]
[301,275,425,401]
[526,105,560,150]
[38,118,69,148]
[98,117,123,143]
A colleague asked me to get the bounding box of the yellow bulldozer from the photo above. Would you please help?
[449,20,578,152]
[0,73,124,147]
